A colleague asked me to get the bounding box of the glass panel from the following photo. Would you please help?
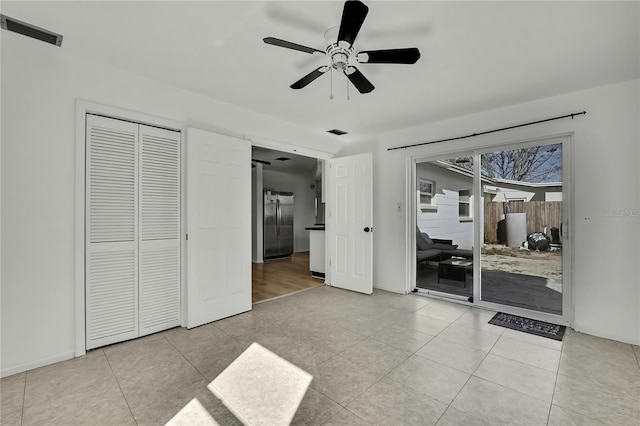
[480,143,563,315]
[416,157,474,300]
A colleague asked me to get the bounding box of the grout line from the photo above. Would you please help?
[103,350,138,425]
[20,371,27,426]
[162,334,210,384]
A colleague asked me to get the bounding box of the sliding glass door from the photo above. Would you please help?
[478,139,566,317]
[415,155,475,301]
[413,136,571,323]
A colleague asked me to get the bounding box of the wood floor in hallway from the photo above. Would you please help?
[252,251,324,303]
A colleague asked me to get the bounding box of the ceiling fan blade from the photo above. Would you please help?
[337,0,369,46]
[263,37,325,55]
[357,48,421,64]
[345,66,374,93]
[291,66,330,89]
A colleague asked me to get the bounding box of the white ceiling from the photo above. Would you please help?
[2,1,638,142]
[252,145,319,174]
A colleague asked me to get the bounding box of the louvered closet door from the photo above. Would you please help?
[138,125,181,336]
[86,115,139,349]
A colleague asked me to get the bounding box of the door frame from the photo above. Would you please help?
[249,137,333,282]
[407,133,574,326]
[74,99,186,357]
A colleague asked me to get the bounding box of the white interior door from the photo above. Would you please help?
[328,153,373,294]
[186,128,252,328]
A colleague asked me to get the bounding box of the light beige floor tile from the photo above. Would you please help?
[559,344,640,394]
[322,409,370,425]
[451,376,550,425]
[22,355,134,426]
[435,407,491,425]
[491,335,560,372]
[266,337,338,372]
[309,356,383,406]
[387,355,470,405]
[339,338,412,375]
[379,295,431,313]
[500,328,563,351]
[163,323,235,352]
[437,324,500,352]
[553,374,640,424]
[23,351,115,407]
[453,308,505,336]
[105,337,205,411]
[291,388,342,426]
[296,324,366,353]
[1,372,26,426]
[415,299,470,322]
[547,404,607,426]
[404,314,452,335]
[101,332,165,356]
[131,379,240,426]
[416,337,487,374]
[563,329,633,354]
[474,353,557,402]
[180,338,252,381]
[372,324,435,352]
[347,377,447,425]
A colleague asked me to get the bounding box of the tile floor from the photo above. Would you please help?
[2,286,639,425]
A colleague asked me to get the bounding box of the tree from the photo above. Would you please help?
[454,143,562,183]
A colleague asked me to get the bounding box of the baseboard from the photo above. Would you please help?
[1,351,75,378]
[373,283,405,294]
[572,325,640,346]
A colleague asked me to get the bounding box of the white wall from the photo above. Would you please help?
[262,169,316,253]
[339,79,640,345]
[0,35,344,376]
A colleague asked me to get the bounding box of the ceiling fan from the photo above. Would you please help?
[263,0,420,95]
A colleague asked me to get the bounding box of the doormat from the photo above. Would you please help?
[488,312,566,341]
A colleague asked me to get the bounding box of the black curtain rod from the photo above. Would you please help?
[387,111,587,151]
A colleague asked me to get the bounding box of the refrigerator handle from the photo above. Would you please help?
[276,199,280,235]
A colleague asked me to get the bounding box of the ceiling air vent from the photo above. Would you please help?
[1,14,63,47]
[327,129,348,136]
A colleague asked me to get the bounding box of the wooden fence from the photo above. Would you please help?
[484,201,562,243]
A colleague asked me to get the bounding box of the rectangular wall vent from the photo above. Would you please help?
[1,14,63,46]
[327,129,348,136]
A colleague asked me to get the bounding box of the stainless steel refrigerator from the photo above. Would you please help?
[264,191,294,259]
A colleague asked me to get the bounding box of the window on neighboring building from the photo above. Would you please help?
[418,178,436,212]
[459,189,471,220]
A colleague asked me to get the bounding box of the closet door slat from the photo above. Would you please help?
[85,115,139,349]
[139,125,181,336]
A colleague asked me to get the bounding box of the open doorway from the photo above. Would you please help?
[251,146,326,303]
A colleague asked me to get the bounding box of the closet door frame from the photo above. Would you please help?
[75,100,186,357]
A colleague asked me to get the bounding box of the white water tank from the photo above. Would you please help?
[505,213,527,247]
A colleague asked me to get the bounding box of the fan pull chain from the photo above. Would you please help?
[346,77,350,100]
[329,68,334,100]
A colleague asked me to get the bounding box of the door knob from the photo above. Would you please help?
[363,227,370,232]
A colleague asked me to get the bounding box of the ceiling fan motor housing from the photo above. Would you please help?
[326,42,354,71]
